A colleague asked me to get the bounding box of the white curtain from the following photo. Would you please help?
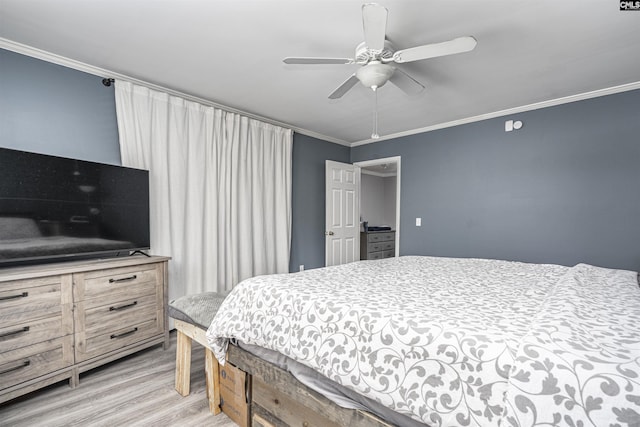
[114,81,292,300]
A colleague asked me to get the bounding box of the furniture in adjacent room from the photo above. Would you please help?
[360,230,395,260]
[0,255,169,404]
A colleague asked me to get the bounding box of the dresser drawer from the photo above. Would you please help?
[75,317,162,362]
[76,294,159,337]
[367,241,393,253]
[383,249,395,258]
[367,251,383,260]
[0,336,73,389]
[0,276,72,328]
[366,232,394,243]
[74,263,162,303]
[0,316,72,352]
[81,280,158,311]
[367,242,383,252]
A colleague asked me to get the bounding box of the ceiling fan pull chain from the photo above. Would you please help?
[372,87,380,139]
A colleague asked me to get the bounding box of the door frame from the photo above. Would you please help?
[354,156,401,257]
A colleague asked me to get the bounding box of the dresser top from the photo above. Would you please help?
[0,255,170,282]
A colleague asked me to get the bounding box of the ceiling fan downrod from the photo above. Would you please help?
[372,86,380,139]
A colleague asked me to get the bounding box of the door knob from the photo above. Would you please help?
[325,231,334,236]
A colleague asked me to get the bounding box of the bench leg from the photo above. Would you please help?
[205,348,222,415]
[175,330,192,396]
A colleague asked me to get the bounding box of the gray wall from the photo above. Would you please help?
[4,48,638,272]
[290,134,350,272]
[361,174,396,227]
[0,49,350,273]
[0,49,121,164]
[352,89,640,271]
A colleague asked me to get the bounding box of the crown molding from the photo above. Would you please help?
[3,38,637,149]
[0,38,350,147]
[350,80,640,147]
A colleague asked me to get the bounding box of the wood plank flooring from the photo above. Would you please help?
[0,331,236,427]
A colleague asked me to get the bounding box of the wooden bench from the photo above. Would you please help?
[173,319,221,414]
[168,292,229,415]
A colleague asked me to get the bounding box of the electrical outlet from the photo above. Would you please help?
[299,265,304,271]
[416,217,422,226]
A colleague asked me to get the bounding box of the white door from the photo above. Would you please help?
[325,160,360,266]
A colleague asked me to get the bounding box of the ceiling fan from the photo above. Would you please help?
[283,3,477,138]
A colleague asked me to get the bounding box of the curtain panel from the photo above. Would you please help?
[114,81,292,299]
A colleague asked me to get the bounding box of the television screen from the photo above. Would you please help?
[0,147,150,265]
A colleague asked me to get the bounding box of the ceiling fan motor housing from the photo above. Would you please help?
[355,40,395,63]
[356,61,395,89]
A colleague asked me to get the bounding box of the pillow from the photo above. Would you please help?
[168,291,231,329]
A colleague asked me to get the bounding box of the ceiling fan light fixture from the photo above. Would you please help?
[282,3,477,138]
[356,61,395,89]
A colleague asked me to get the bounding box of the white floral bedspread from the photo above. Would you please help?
[503,263,640,427]
[206,256,640,426]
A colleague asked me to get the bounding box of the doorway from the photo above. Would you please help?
[354,156,401,257]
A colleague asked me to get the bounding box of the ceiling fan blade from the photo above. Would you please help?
[283,57,354,65]
[362,3,388,51]
[388,68,425,95]
[328,74,360,99]
[392,36,477,63]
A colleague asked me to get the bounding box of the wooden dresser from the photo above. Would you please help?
[360,231,396,260]
[0,255,169,403]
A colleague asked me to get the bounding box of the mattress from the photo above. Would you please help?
[206,256,640,426]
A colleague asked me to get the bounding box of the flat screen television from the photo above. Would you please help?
[0,147,150,265]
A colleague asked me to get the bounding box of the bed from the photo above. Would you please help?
[206,256,640,427]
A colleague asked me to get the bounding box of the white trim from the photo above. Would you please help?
[4,37,638,149]
[354,156,401,257]
[360,169,396,178]
[0,38,351,147]
[350,81,640,147]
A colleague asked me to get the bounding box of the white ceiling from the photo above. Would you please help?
[361,162,397,176]
[1,1,639,145]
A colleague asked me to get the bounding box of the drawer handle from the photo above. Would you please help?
[109,301,138,311]
[0,326,30,339]
[109,275,137,283]
[0,292,28,301]
[110,327,138,339]
[0,359,30,375]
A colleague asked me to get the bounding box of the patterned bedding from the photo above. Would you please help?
[206,256,640,426]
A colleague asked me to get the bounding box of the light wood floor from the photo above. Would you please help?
[0,331,236,427]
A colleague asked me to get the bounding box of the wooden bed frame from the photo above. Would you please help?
[226,343,394,427]
[172,319,393,426]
